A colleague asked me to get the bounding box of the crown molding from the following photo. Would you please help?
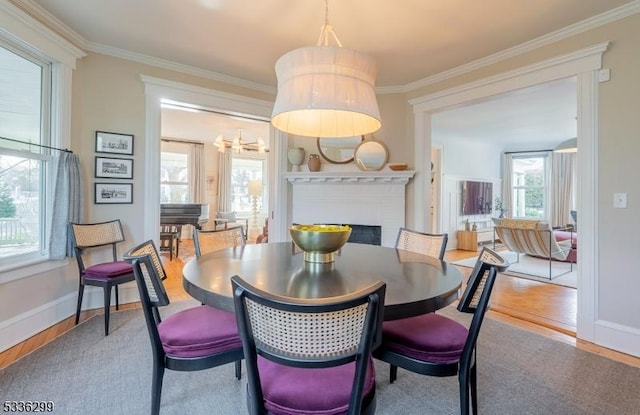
[401,0,640,93]
[409,41,609,110]
[1,0,85,64]
[88,41,276,95]
[10,0,640,95]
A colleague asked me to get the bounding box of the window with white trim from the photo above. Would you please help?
[0,42,52,262]
[510,153,549,219]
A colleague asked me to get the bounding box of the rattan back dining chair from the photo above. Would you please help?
[373,247,509,415]
[69,219,135,336]
[395,227,449,260]
[232,275,386,415]
[193,227,246,257]
[124,240,243,415]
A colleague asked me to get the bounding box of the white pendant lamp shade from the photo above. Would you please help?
[271,46,382,138]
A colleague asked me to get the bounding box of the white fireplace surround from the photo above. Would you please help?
[285,171,415,247]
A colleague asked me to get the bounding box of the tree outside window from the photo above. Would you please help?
[511,155,547,219]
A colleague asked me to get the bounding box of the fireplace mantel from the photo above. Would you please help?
[286,170,415,247]
[283,170,415,184]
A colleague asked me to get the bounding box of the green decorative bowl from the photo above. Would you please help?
[290,224,352,263]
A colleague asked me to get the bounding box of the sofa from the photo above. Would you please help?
[492,218,576,278]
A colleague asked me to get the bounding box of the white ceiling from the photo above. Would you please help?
[29,0,632,88]
[22,0,625,147]
[432,77,577,150]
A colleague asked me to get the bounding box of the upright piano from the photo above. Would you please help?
[160,203,209,229]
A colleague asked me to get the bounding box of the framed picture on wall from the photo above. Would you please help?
[95,131,134,155]
[95,183,133,204]
[95,156,133,179]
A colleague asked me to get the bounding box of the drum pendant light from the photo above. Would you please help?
[271,0,381,138]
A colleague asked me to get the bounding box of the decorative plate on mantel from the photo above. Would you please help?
[389,163,408,171]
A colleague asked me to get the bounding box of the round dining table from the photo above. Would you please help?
[182,242,463,321]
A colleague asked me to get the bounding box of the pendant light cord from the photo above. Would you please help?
[316,0,342,47]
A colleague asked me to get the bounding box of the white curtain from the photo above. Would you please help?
[190,143,205,203]
[217,150,233,212]
[550,152,576,227]
[49,152,83,259]
[502,153,514,218]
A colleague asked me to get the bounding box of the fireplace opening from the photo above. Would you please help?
[340,224,382,246]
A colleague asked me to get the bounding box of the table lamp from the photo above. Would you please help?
[247,180,262,232]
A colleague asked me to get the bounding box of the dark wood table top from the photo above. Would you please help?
[182,242,463,321]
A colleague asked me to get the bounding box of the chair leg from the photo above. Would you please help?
[75,283,85,325]
[151,362,165,415]
[235,360,242,380]
[115,285,120,310]
[459,367,471,415]
[470,363,478,415]
[389,364,398,383]
[104,285,112,336]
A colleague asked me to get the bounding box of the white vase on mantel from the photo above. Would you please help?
[288,147,305,172]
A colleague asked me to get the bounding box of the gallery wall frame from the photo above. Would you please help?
[95,183,133,204]
[95,156,134,179]
[95,131,134,155]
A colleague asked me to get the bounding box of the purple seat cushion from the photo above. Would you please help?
[84,261,133,279]
[158,306,241,358]
[381,313,468,364]
[257,356,376,415]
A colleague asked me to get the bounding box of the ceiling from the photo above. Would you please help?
[22,0,630,147]
[29,0,632,89]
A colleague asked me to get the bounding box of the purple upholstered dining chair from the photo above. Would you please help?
[373,247,509,415]
[69,219,136,336]
[232,275,386,415]
[124,240,243,415]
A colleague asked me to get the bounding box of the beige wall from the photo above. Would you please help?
[406,14,640,328]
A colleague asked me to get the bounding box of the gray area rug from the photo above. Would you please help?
[453,251,577,288]
[2,300,638,414]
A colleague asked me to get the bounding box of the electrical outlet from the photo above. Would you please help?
[614,193,627,209]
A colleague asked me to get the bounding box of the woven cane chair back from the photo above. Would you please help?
[70,220,125,248]
[395,227,448,260]
[458,247,509,313]
[233,276,386,365]
[124,240,170,307]
[194,227,246,257]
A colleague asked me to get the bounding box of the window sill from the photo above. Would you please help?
[0,257,69,284]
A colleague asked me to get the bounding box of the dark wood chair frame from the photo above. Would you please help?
[373,247,509,415]
[232,276,386,415]
[125,240,243,415]
[69,219,135,336]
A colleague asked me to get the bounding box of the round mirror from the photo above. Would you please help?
[354,140,389,171]
[316,136,364,164]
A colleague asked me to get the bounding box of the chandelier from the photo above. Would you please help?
[270,0,381,138]
[214,129,267,154]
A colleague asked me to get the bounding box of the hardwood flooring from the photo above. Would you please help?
[1,243,638,370]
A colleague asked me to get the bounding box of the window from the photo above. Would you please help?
[510,154,549,219]
[160,150,189,203]
[231,157,264,215]
[0,42,51,262]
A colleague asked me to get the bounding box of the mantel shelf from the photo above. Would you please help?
[283,170,416,184]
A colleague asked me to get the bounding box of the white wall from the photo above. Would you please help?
[435,135,503,248]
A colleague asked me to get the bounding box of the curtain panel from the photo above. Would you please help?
[49,152,82,259]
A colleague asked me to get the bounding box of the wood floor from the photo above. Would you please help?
[2,243,639,370]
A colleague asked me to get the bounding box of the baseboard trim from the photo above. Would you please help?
[593,319,640,358]
[0,283,139,353]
